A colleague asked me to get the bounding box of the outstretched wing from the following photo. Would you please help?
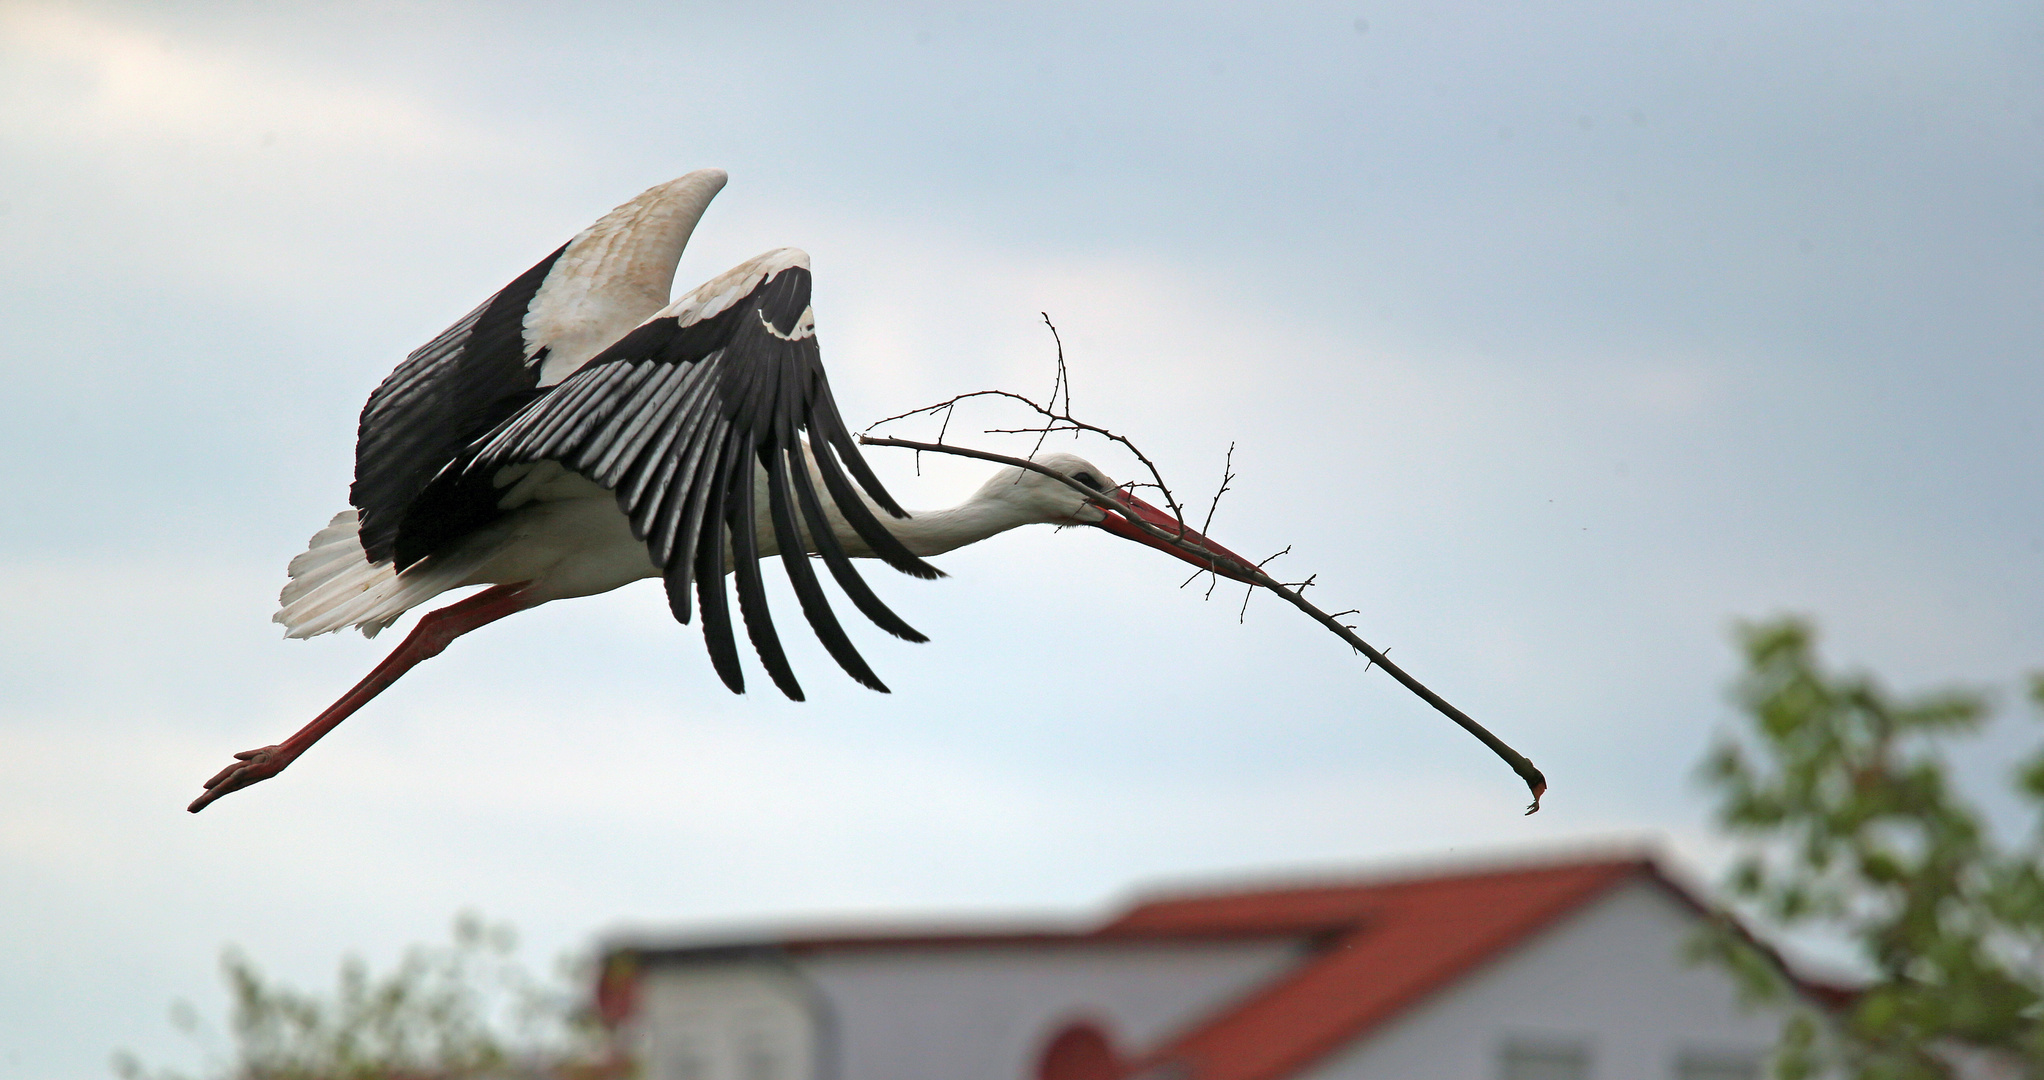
[464,249,941,701]
[351,170,729,567]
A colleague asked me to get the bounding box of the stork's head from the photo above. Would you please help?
[972,452,1117,526]
[978,452,1260,583]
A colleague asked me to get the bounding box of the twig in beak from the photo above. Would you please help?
[857,432,1547,814]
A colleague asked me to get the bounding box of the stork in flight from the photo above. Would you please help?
[190,169,1255,813]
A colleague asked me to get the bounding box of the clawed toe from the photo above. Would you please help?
[187,746,284,813]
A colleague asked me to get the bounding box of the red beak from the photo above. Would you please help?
[1089,492,1261,584]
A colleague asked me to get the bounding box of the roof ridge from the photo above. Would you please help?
[1109,845,1658,919]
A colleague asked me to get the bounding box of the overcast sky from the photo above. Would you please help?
[3,1,2042,1074]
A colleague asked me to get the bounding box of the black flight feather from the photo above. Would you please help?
[690,439,742,693]
[730,438,803,701]
[767,356,890,690]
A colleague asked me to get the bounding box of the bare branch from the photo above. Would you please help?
[1201,442,1236,537]
[1038,313,1074,453]
[857,433,1548,813]
[1179,444,1239,601]
[1238,546,1292,621]
[864,390,1193,542]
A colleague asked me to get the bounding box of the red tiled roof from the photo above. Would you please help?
[610,852,1832,1080]
[1113,857,1650,1080]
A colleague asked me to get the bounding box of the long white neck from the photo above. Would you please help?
[875,497,1042,557]
[762,447,1073,561]
[772,457,1051,559]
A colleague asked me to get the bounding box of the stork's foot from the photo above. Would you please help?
[187,746,287,813]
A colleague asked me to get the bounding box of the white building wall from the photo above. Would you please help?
[637,961,822,1080]
[1296,880,1788,1080]
[794,938,1305,1080]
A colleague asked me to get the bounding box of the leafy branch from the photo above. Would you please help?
[112,914,612,1080]
[1694,619,2044,1078]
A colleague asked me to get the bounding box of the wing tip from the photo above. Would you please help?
[679,167,729,191]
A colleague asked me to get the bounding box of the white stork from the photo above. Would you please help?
[190,170,1255,813]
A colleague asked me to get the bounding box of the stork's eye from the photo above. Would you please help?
[1071,471,1102,491]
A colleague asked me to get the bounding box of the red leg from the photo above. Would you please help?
[189,583,535,813]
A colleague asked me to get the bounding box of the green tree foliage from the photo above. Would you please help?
[113,913,602,1080]
[1697,618,2044,1079]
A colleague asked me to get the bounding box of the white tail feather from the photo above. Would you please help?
[274,510,484,639]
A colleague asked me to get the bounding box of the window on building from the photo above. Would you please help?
[1674,1049,1762,1080]
[1500,1038,1591,1080]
